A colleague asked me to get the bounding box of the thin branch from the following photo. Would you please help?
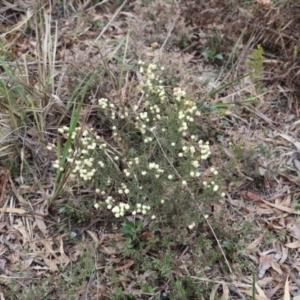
[95,0,128,42]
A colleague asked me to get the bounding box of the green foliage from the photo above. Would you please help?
[247,44,264,85]
[202,48,224,61]
[223,240,234,252]
[121,219,143,247]
[50,61,224,231]
[94,19,105,28]
[58,197,93,223]
[171,276,206,299]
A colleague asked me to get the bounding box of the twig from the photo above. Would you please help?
[189,276,252,288]
[159,15,179,53]
[228,286,247,300]
[95,0,128,41]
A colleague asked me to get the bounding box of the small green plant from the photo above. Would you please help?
[94,19,105,28]
[141,282,155,294]
[202,48,224,61]
[247,44,264,85]
[223,240,234,252]
[58,198,91,223]
[121,219,143,247]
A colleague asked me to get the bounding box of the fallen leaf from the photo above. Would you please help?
[256,282,269,298]
[261,199,300,215]
[286,219,300,239]
[31,266,50,271]
[86,230,100,244]
[241,191,264,203]
[115,260,134,271]
[285,241,300,248]
[279,246,288,264]
[21,258,34,270]
[139,231,152,240]
[284,276,290,300]
[247,237,263,250]
[210,283,220,300]
[43,256,59,272]
[256,206,274,215]
[41,239,59,259]
[0,207,27,214]
[221,283,229,300]
[13,219,30,245]
[278,191,291,207]
[293,159,300,171]
[259,251,282,278]
[59,238,70,266]
[278,133,300,152]
[8,176,28,204]
[99,245,116,255]
[257,277,273,286]
[257,0,270,6]
[0,222,8,231]
[271,261,283,275]
[35,216,48,236]
[264,282,283,299]
[240,289,269,300]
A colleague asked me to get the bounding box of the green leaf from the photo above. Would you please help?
[136,220,143,231]
[215,53,223,60]
[223,241,234,251]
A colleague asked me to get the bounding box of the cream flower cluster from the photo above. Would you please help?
[123,158,165,180]
[147,162,164,178]
[123,157,140,178]
[134,61,167,141]
[203,180,219,192]
[111,202,130,218]
[118,183,130,195]
[199,140,211,160]
[137,62,201,138]
[104,196,115,209]
[98,98,116,119]
[173,89,201,137]
[97,196,130,218]
[132,203,151,215]
[175,140,211,180]
[173,87,186,100]
[95,194,153,218]
[138,61,166,102]
[51,126,108,181]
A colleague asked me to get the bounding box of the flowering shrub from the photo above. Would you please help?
[49,61,224,229]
